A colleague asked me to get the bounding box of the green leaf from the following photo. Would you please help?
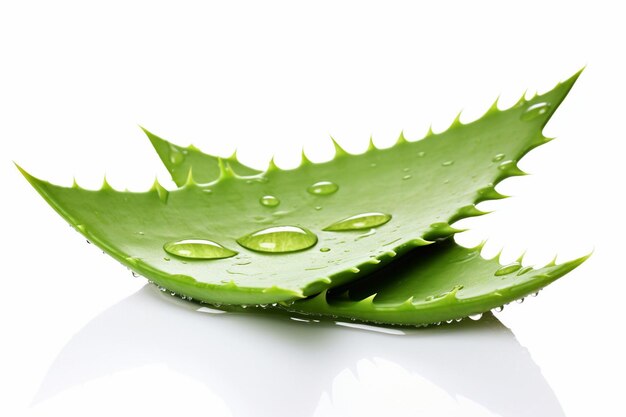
[17,71,581,306]
[272,239,589,326]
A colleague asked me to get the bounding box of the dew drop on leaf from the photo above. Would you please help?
[237,226,318,253]
[320,247,330,252]
[494,263,522,276]
[163,239,238,260]
[324,212,392,231]
[469,313,483,321]
[259,195,280,207]
[492,153,505,162]
[521,102,551,121]
[307,181,338,195]
[442,160,454,167]
[168,145,185,165]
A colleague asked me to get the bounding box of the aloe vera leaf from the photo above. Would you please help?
[149,126,589,327]
[144,128,260,185]
[266,239,589,325]
[17,72,580,305]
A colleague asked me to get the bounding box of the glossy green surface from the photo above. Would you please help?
[18,72,583,307]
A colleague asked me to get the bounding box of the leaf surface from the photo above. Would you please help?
[18,72,580,305]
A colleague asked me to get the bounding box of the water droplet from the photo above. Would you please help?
[517,266,534,276]
[355,229,376,240]
[163,257,170,262]
[131,271,140,278]
[469,313,483,321]
[402,167,410,172]
[442,160,454,167]
[446,319,454,324]
[417,151,425,157]
[163,239,238,260]
[452,250,479,264]
[521,102,551,121]
[492,153,505,162]
[320,247,330,252]
[169,145,185,164]
[495,263,522,276]
[498,160,517,171]
[315,206,322,211]
[307,181,338,196]
[260,195,280,207]
[531,291,539,297]
[492,305,504,313]
[516,297,525,304]
[402,174,412,180]
[324,212,391,231]
[237,226,317,253]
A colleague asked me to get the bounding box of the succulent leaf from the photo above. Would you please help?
[18,72,582,306]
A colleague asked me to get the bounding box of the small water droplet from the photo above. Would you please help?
[455,318,463,323]
[402,174,412,180]
[516,297,525,304]
[402,167,410,172]
[315,206,322,211]
[320,247,330,252]
[442,160,454,167]
[521,102,551,121]
[163,239,238,260]
[169,145,185,164]
[324,212,391,231]
[492,153,505,162]
[163,257,170,262]
[452,250,479,264]
[159,286,167,292]
[307,181,338,196]
[469,313,483,321]
[355,229,376,240]
[203,189,213,194]
[131,271,140,278]
[417,151,425,157]
[446,319,454,324]
[517,266,534,276]
[237,226,318,253]
[495,263,522,276]
[170,292,176,296]
[498,160,517,171]
[531,291,539,297]
[492,305,504,313]
[260,195,280,207]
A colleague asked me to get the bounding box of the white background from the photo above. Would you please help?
[1,1,624,416]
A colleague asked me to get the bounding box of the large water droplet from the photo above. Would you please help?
[324,212,392,231]
[521,102,551,121]
[163,239,238,260]
[495,263,522,276]
[260,195,280,207]
[469,313,483,321]
[237,226,317,253]
[169,145,185,164]
[307,181,338,196]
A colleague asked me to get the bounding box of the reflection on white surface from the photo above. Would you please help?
[35,285,564,417]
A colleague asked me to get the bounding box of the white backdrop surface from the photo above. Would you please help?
[1,1,624,416]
